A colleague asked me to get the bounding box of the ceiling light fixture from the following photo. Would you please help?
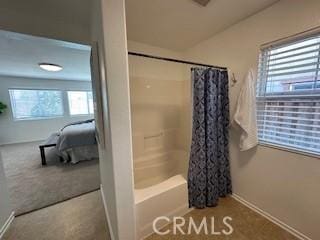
[39,63,63,72]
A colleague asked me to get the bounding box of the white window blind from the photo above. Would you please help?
[9,89,63,120]
[257,34,320,156]
[67,91,94,115]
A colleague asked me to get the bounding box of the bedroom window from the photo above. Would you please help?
[9,89,64,120]
[257,34,320,156]
[67,91,94,115]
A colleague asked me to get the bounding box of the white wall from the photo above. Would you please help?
[91,0,136,239]
[0,75,92,145]
[185,0,320,239]
[0,152,11,235]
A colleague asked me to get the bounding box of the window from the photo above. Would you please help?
[290,82,320,91]
[9,89,63,120]
[257,34,320,156]
[67,91,94,115]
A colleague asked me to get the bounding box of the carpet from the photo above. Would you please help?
[2,191,110,240]
[0,141,100,216]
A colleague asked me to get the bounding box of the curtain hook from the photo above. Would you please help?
[231,73,237,87]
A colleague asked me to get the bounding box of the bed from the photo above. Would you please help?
[55,119,99,164]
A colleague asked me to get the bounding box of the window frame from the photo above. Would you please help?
[257,33,320,158]
[290,82,320,91]
[67,90,94,116]
[258,141,320,159]
[9,88,65,121]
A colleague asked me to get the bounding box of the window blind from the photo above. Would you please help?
[9,89,63,120]
[257,34,320,156]
[67,91,94,115]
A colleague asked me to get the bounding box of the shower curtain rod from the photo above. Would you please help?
[128,51,227,70]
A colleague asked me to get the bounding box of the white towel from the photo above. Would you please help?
[233,69,258,151]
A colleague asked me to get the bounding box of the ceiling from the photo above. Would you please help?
[0,30,91,81]
[126,0,280,50]
[0,0,92,44]
[0,0,91,27]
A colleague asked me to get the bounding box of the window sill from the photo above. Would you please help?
[70,114,94,117]
[258,142,320,159]
[13,116,64,122]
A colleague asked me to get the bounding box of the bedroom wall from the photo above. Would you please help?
[0,75,92,145]
[91,0,136,239]
[185,0,320,239]
[0,152,12,237]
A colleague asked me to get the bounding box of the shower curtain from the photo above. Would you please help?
[188,67,232,208]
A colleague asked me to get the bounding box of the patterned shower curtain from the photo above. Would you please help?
[188,67,232,208]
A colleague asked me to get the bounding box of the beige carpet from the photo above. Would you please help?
[0,141,100,216]
[2,190,110,240]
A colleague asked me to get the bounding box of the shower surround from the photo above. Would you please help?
[129,54,192,239]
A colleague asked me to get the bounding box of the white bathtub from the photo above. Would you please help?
[134,150,190,239]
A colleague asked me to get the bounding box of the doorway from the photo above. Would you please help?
[0,29,101,216]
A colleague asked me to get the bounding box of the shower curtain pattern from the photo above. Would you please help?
[188,68,232,208]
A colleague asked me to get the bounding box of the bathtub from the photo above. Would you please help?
[134,150,190,239]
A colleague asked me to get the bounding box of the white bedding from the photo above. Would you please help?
[56,119,99,163]
[60,145,99,164]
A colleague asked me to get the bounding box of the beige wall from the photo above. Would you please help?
[185,0,320,239]
[92,0,136,239]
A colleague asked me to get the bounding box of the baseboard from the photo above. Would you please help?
[100,184,115,240]
[0,139,45,146]
[231,194,312,240]
[0,212,14,239]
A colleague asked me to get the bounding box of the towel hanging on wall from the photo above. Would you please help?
[233,68,258,151]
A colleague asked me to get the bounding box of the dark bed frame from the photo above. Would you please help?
[39,133,62,165]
